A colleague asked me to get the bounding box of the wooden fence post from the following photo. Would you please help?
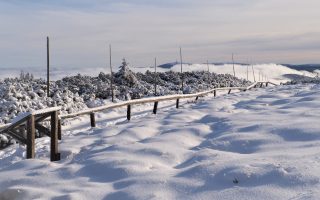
[176,99,180,108]
[195,96,199,101]
[26,115,35,159]
[228,89,232,94]
[127,105,131,120]
[153,102,158,114]
[50,111,60,161]
[90,113,96,127]
[58,119,62,140]
[214,90,216,97]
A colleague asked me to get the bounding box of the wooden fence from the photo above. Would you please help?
[0,81,275,161]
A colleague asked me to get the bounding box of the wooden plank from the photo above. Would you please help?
[35,112,52,123]
[127,105,131,121]
[153,102,158,114]
[6,130,26,144]
[50,111,60,161]
[176,98,180,108]
[35,123,50,137]
[90,113,96,127]
[26,115,35,159]
[2,114,30,133]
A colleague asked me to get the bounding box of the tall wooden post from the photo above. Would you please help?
[27,115,35,159]
[232,53,236,77]
[153,102,158,114]
[180,47,184,93]
[109,44,114,102]
[90,113,96,127]
[58,119,62,140]
[50,111,60,161]
[207,60,210,87]
[154,57,157,96]
[127,105,131,120]
[252,65,256,82]
[47,37,50,97]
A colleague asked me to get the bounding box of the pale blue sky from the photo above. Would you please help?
[0,0,319,70]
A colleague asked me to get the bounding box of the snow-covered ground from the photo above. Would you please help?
[1,84,320,199]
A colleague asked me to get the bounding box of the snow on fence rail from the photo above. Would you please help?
[59,81,274,126]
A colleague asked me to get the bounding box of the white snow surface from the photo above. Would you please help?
[1,84,320,199]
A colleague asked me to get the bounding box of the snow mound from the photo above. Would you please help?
[1,84,320,199]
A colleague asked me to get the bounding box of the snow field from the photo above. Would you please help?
[1,85,320,199]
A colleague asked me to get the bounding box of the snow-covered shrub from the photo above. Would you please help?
[0,61,251,124]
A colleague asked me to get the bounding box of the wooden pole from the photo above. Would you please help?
[207,60,210,87]
[214,90,216,97]
[58,119,62,140]
[109,44,114,102]
[180,47,184,93]
[127,105,131,120]
[176,98,180,108]
[47,37,50,97]
[252,65,256,82]
[90,113,96,127]
[232,53,236,77]
[50,111,60,161]
[154,57,157,96]
[259,71,261,81]
[153,101,158,114]
[27,115,35,159]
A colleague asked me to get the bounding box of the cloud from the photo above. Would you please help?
[0,0,319,71]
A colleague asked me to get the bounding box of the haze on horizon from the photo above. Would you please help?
[0,0,319,70]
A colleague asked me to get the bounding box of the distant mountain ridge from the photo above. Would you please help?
[282,64,320,72]
[158,62,320,72]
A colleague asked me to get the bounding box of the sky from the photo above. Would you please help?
[0,0,319,71]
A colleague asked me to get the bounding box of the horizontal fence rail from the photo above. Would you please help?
[0,107,61,161]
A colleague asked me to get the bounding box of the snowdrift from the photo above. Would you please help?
[1,84,320,199]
